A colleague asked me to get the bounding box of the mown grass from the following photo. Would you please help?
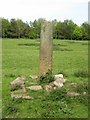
[2,38,88,118]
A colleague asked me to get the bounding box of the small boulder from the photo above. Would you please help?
[10,76,26,92]
[53,74,66,88]
[55,74,64,79]
[29,75,38,79]
[54,74,66,83]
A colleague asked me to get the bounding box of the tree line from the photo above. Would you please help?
[1,18,90,40]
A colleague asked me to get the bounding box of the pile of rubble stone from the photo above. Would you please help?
[10,74,85,100]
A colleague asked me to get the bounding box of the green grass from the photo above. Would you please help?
[2,38,88,118]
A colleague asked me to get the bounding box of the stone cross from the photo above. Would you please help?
[39,20,53,77]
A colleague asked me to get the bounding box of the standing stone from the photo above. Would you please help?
[39,21,53,76]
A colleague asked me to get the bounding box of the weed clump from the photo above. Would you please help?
[39,70,54,85]
[75,82,88,93]
[74,83,88,106]
[49,88,67,101]
[74,70,88,78]
[41,88,73,117]
[3,99,19,117]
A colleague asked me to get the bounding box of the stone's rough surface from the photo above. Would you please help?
[26,86,42,90]
[54,74,66,83]
[43,85,53,91]
[39,21,53,77]
[53,81,63,88]
[10,76,26,91]
[53,74,66,88]
[55,74,64,79]
[29,75,38,79]
[11,93,34,100]
[43,74,66,91]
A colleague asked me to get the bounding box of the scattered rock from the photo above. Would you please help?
[10,76,26,92]
[29,75,38,79]
[71,82,77,87]
[10,74,67,99]
[43,85,53,91]
[43,74,66,91]
[83,92,87,95]
[53,74,66,88]
[26,86,42,90]
[67,92,80,96]
[11,93,34,100]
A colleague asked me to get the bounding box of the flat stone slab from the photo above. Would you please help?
[67,92,80,96]
[11,93,34,100]
[26,86,43,90]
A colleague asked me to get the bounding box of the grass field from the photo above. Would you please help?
[2,38,88,118]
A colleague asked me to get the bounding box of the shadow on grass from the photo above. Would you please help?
[82,43,90,45]
[74,70,88,78]
[54,43,67,47]
[18,43,39,47]
[53,47,73,51]
[18,43,72,51]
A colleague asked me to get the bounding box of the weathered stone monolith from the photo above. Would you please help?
[39,20,53,77]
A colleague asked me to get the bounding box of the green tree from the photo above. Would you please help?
[73,26,83,40]
[16,20,30,38]
[16,19,26,38]
[1,18,89,40]
[61,20,76,39]
[52,19,59,39]
[7,19,18,38]
[29,18,45,39]
[7,19,30,38]
[2,18,10,38]
[81,22,89,40]
[54,21,64,39]
[88,24,90,40]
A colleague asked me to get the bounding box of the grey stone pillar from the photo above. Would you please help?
[39,20,53,77]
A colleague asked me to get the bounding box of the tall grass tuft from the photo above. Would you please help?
[74,70,88,78]
[39,70,54,85]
